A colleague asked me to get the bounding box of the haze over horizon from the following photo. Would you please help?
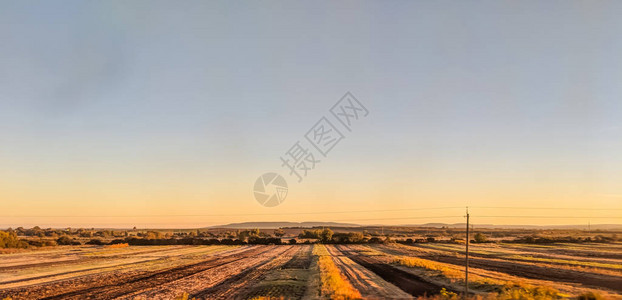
[2,1,622,228]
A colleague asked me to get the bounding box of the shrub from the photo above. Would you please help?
[273,228,285,237]
[439,288,459,300]
[577,292,605,300]
[298,228,334,242]
[0,231,29,248]
[86,239,104,245]
[220,238,235,245]
[247,237,282,245]
[494,285,560,300]
[332,232,364,244]
[474,233,488,243]
[320,228,333,243]
[56,235,81,245]
[368,237,383,244]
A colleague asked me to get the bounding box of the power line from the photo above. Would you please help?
[471,206,622,211]
[332,215,463,222]
[0,207,466,218]
[476,216,619,219]
[3,205,622,218]
[464,207,470,298]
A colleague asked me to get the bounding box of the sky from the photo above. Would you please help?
[1,1,621,228]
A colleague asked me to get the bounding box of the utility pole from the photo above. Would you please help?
[464,207,469,299]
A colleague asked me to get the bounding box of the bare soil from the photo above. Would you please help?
[335,245,446,297]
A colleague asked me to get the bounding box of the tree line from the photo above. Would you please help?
[1,227,619,249]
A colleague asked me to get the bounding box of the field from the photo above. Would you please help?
[1,242,621,299]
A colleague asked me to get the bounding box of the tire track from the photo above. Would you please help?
[0,246,189,273]
[37,246,272,300]
[335,245,445,297]
[326,245,413,299]
[190,246,299,299]
[390,244,622,292]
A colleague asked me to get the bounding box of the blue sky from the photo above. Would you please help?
[1,1,621,227]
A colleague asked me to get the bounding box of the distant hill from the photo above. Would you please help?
[207,222,622,230]
[403,223,622,230]
[208,221,360,229]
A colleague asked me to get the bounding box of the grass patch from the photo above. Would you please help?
[313,245,361,299]
[507,255,622,270]
[416,285,563,300]
[391,255,567,299]
[392,256,465,280]
[105,243,129,248]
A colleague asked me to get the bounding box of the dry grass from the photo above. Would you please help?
[313,244,361,300]
[506,254,622,270]
[391,255,569,299]
[105,243,129,248]
[392,256,465,280]
[402,243,622,278]
[416,285,563,300]
[174,292,197,300]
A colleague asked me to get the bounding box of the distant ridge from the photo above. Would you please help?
[208,221,360,229]
[403,223,622,230]
[208,221,622,230]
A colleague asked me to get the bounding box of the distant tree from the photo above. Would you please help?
[145,231,164,239]
[109,239,125,245]
[320,228,333,243]
[237,231,249,242]
[474,233,488,243]
[274,228,285,238]
[298,230,313,239]
[332,232,365,243]
[0,231,28,248]
[368,237,382,244]
[86,239,104,245]
[350,232,364,243]
[56,236,80,245]
[79,230,93,238]
[289,239,297,244]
